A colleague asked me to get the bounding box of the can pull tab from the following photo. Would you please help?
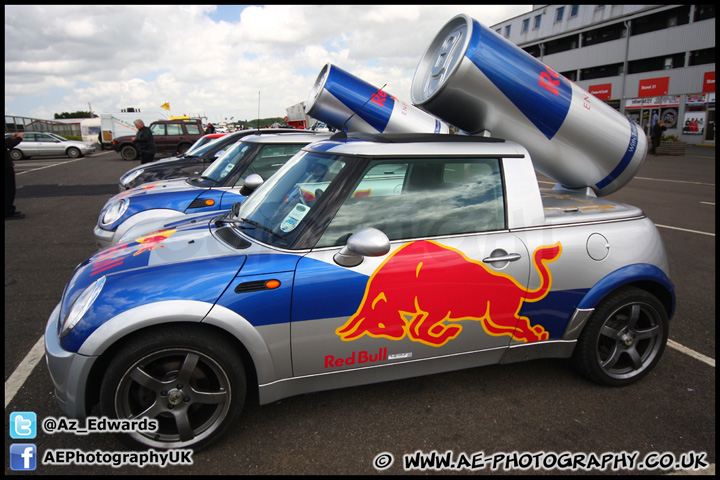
[431,30,463,79]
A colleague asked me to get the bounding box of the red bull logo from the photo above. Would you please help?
[336,241,562,347]
[89,228,178,276]
[133,228,177,256]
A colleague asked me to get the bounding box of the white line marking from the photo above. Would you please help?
[16,157,86,175]
[634,176,714,186]
[656,224,715,237]
[667,339,715,368]
[5,335,46,408]
[700,201,715,206]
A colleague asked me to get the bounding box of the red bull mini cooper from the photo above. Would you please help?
[45,133,674,451]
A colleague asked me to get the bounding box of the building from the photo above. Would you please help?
[491,5,715,144]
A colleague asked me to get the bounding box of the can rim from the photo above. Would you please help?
[411,14,472,105]
[305,63,331,115]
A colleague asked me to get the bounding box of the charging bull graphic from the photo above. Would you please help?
[336,240,562,347]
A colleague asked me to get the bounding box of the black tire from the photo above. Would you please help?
[10,149,24,161]
[66,147,82,158]
[177,143,191,154]
[120,145,138,161]
[100,326,246,451]
[572,286,668,386]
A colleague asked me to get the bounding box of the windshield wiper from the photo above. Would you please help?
[191,175,218,184]
[238,218,284,239]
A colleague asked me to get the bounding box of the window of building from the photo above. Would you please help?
[556,7,564,23]
[580,63,623,81]
[505,25,511,37]
[693,4,715,22]
[571,5,579,17]
[582,22,626,46]
[523,44,542,58]
[522,18,529,33]
[631,5,690,35]
[545,35,579,55]
[534,15,542,29]
[628,53,686,74]
[689,47,715,67]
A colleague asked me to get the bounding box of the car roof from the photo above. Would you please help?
[241,132,333,144]
[303,132,528,157]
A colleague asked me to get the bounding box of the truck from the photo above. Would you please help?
[99,111,169,150]
[45,132,673,452]
[111,118,205,161]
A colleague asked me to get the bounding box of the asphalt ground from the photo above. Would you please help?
[4,146,715,475]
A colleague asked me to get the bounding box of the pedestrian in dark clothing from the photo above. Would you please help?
[205,123,215,134]
[133,119,155,164]
[650,121,667,155]
[5,131,25,220]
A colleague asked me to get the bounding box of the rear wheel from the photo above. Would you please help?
[177,143,191,155]
[572,286,668,386]
[10,149,24,161]
[120,145,138,161]
[100,327,246,451]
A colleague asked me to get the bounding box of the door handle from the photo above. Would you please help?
[482,253,521,263]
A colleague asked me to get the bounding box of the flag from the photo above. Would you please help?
[160,102,170,111]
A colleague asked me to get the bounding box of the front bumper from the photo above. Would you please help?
[44,303,97,419]
[93,224,116,249]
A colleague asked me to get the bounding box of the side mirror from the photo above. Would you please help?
[239,173,264,196]
[334,228,390,267]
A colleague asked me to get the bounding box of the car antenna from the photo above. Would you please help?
[331,84,387,141]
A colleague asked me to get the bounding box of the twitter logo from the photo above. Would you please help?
[10,412,37,439]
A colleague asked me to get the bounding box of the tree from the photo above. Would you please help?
[54,111,98,119]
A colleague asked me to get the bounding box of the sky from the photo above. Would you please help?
[4,5,531,124]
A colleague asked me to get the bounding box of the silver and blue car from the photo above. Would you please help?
[45,133,674,451]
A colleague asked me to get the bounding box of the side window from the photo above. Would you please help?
[24,133,37,142]
[150,124,166,135]
[185,124,201,135]
[236,144,305,186]
[166,124,183,135]
[316,158,505,247]
[37,134,54,142]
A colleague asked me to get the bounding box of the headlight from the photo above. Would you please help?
[60,276,106,337]
[120,169,144,187]
[101,198,129,226]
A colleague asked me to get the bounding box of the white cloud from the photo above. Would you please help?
[4,4,531,122]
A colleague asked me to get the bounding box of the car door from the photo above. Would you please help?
[35,133,62,156]
[290,157,537,377]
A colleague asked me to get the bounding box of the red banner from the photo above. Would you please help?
[589,83,612,100]
[703,71,715,93]
[638,77,669,97]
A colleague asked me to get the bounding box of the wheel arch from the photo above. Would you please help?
[576,263,675,320]
[81,300,265,416]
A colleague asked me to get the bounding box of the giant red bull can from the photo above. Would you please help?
[306,63,450,134]
[410,14,647,196]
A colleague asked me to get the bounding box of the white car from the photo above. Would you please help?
[8,132,96,160]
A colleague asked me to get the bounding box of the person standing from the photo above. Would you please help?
[133,119,155,164]
[650,120,667,155]
[5,131,25,220]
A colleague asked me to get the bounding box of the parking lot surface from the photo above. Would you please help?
[5,147,715,475]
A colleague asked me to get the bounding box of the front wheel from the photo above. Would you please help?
[572,286,668,386]
[100,327,246,451]
[120,145,138,161]
[66,147,82,158]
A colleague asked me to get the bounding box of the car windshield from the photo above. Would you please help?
[200,141,255,183]
[230,151,347,248]
[184,135,232,157]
